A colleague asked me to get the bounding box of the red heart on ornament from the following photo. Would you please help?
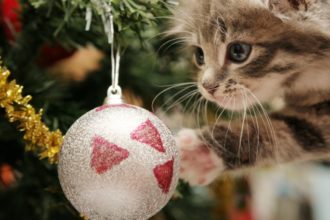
[153,159,174,194]
[90,136,129,174]
[131,119,165,153]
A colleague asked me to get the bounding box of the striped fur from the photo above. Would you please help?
[171,0,330,185]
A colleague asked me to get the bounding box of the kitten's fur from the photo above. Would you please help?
[170,0,330,185]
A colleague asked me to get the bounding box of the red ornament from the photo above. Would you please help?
[0,0,22,41]
[90,136,129,174]
[153,159,174,194]
[0,163,16,187]
[131,119,165,153]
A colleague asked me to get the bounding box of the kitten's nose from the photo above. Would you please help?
[202,82,219,95]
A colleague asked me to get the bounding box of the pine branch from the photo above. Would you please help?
[29,0,171,45]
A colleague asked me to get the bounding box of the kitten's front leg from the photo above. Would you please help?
[175,125,247,186]
[200,120,265,170]
[176,129,225,186]
[176,120,271,186]
[176,120,263,186]
[192,114,328,176]
[176,114,327,186]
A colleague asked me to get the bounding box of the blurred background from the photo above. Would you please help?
[0,0,330,219]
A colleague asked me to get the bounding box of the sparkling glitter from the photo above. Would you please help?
[96,104,136,112]
[90,136,129,174]
[153,159,174,194]
[58,104,179,220]
[131,119,165,153]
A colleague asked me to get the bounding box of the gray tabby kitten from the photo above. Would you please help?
[170,0,330,186]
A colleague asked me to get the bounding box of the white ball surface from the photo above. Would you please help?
[58,104,179,220]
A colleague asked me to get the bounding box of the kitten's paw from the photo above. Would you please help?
[176,129,225,186]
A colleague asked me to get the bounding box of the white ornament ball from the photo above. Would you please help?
[58,104,179,220]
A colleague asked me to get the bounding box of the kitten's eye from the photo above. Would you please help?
[228,42,252,63]
[194,47,205,66]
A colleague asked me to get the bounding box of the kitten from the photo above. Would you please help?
[169,0,330,186]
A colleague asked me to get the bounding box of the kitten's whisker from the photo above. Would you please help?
[164,89,199,113]
[199,99,208,130]
[241,90,254,154]
[196,97,205,130]
[237,87,268,134]
[200,98,208,129]
[253,104,273,151]
[199,98,215,147]
[163,92,199,116]
[203,99,209,126]
[193,96,202,125]
[152,83,197,111]
[211,107,222,134]
[192,96,203,117]
[202,99,214,142]
[223,100,235,155]
[241,89,251,160]
[241,90,254,160]
[146,30,174,42]
[249,93,277,149]
[187,92,201,115]
[155,82,197,88]
[243,88,278,150]
[158,38,191,54]
[244,91,261,156]
[221,96,239,160]
[237,89,248,159]
[209,95,236,154]
[154,16,196,27]
[158,37,187,50]
[211,95,233,139]
[182,91,200,114]
[159,85,197,112]
[163,40,189,54]
[242,90,272,146]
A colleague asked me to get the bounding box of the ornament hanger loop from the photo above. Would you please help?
[107,0,122,103]
[85,0,122,103]
[106,85,123,104]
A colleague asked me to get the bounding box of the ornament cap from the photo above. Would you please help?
[106,85,124,104]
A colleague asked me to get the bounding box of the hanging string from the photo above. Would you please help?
[110,44,121,94]
[85,0,121,96]
[113,46,121,92]
[107,0,121,95]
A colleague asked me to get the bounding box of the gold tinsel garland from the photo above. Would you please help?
[0,63,63,163]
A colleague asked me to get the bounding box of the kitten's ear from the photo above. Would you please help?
[265,0,317,13]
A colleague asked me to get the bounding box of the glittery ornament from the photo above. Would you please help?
[58,103,179,220]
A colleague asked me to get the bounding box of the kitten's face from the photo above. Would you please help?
[171,0,329,111]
